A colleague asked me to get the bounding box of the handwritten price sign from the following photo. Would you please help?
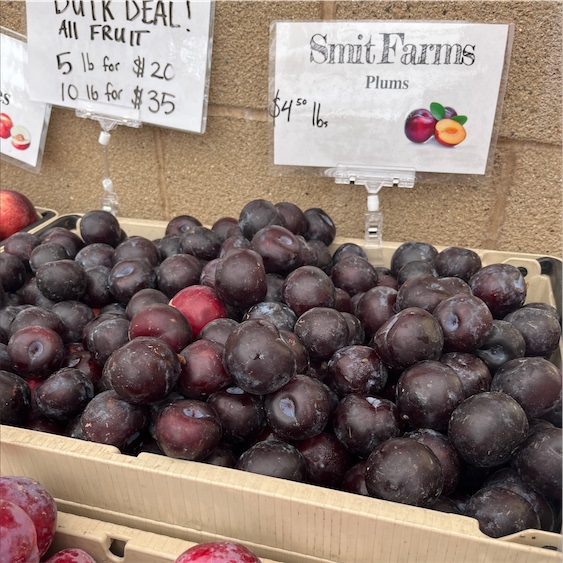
[25,0,214,133]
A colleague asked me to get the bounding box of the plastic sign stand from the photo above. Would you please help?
[0,27,51,173]
[73,99,141,216]
[325,165,415,256]
[269,20,513,250]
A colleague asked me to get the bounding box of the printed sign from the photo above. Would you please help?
[270,21,511,175]
[25,0,214,133]
[0,30,51,172]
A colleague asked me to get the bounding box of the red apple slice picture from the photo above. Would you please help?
[0,113,13,139]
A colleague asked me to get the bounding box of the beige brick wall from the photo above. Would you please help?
[1,0,561,257]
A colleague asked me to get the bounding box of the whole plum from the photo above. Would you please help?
[365,437,443,507]
[372,307,444,370]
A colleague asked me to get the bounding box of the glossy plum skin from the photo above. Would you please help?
[396,360,465,432]
[448,391,529,467]
[468,263,527,319]
[154,399,222,461]
[236,439,306,482]
[491,357,562,419]
[0,476,57,558]
[333,394,401,458]
[223,319,296,395]
[0,370,31,425]
[102,337,181,405]
[175,541,262,563]
[465,487,540,538]
[365,437,444,506]
[372,307,444,370]
[404,108,437,143]
[43,548,98,563]
[0,498,40,563]
[80,390,149,449]
[264,374,330,441]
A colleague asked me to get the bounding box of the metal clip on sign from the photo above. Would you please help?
[75,100,142,216]
[325,164,416,260]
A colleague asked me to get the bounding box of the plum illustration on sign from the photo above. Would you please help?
[404,102,468,147]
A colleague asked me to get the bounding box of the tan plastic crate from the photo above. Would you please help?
[1,214,561,563]
[46,511,282,563]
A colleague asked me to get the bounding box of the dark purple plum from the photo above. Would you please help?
[197,318,239,347]
[264,374,331,441]
[303,208,336,246]
[236,439,306,482]
[469,263,527,318]
[179,226,222,262]
[35,367,95,423]
[295,431,354,487]
[0,369,31,426]
[238,199,286,240]
[7,326,65,379]
[396,275,471,313]
[215,249,267,310]
[434,246,482,282]
[223,319,296,395]
[29,242,69,273]
[282,266,336,316]
[80,389,149,449]
[211,216,243,242]
[333,394,401,458]
[514,427,562,499]
[432,294,493,352]
[125,287,169,319]
[251,225,303,274]
[390,241,438,277]
[165,215,202,235]
[365,437,443,506]
[372,307,444,370]
[355,286,398,339]
[503,306,561,358]
[439,352,492,399]
[473,320,526,373]
[108,259,158,304]
[74,243,115,269]
[448,391,529,467]
[326,345,387,397]
[102,336,181,405]
[294,307,349,361]
[84,315,130,367]
[404,428,461,496]
[275,202,307,236]
[36,260,84,302]
[79,209,123,247]
[491,357,562,419]
[156,253,203,298]
[465,487,540,538]
[341,460,369,496]
[243,301,297,332]
[207,386,265,445]
[154,398,222,461]
[331,256,378,297]
[113,236,160,267]
[178,339,232,399]
[128,303,193,353]
[396,360,465,431]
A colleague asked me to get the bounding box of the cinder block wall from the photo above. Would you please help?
[1,1,561,257]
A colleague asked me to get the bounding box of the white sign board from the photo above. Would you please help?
[1,30,51,172]
[25,0,214,133]
[271,21,511,175]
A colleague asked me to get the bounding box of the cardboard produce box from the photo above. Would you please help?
[1,215,561,563]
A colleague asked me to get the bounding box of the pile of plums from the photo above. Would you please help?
[0,199,561,541]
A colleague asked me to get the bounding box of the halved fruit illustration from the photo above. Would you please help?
[434,118,467,147]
